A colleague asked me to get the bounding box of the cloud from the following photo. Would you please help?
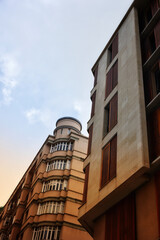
[24,108,54,128]
[0,54,20,105]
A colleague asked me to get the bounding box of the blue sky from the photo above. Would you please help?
[0,0,133,206]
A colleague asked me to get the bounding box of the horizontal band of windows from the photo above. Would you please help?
[50,142,73,153]
[32,226,60,240]
[46,160,71,172]
[37,201,65,215]
[42,179,68,192]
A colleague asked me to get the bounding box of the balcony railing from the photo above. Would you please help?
[50,142,73,153]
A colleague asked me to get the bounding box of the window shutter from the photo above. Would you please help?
[101,143,110,187]
[83,164,90,203]
[105,193,136,240]
[105,69,113,98]
[109,135,117,180]
[87,124,93,155]
[154,20,160,48]
[109,93,118,131]
[91,91,96,118]
[94,66,98,87]
[112,34,118,60]
[112,61,118,89]
[150,0,159,15]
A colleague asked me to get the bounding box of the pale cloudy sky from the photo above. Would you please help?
[0,0,133,206]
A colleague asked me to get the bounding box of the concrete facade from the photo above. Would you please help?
[79,0,160,239]
[0,117,92,240]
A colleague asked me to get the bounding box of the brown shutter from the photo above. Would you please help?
[105,193,136,240]
[101,143,110,187]
[109,135,117,180]
[112,34,118,61]
[109,93,118,131]
[155,170,160,236]
[105,69,113,98]
[91,91,96,118]
[150,0,159,15]
[82,164,90,203]
[94,66,98,87]
[112,60,118,89]
[154,20,160,48]
[87,124,93,155]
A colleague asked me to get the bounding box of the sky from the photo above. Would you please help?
[0,0,133,206]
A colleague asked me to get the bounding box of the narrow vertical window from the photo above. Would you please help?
[105,61,118,98]
[103,93,118,137]
[108,34,118,65]
[91,91,96,118]
[82,164,90,204]
[87,124,93,155]
[93,65,98,87]
[101,135,117,188]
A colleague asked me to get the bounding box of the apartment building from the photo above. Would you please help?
[0,117,92,240]
[79,0,160,239]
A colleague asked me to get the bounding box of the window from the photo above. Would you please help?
[105,193,135,240]
[50,142,73,153]
[144,61,160,104]
[87,124,93,155]
[101,135,117,188]
[37,201,65,215]
[82,164,90,204]
[46,160,70,172]
[32,226,60,240]
[91,91,96,118]
[60,128,63,134]
[108,34,118,65]
[93,65,98,87]
[42,179,68,192]
[103,93,118,137]
[105,61,118,99]
[147,107,160,162]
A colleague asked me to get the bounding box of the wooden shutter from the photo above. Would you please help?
[105,193,136,240]
[109,93,118,131]
[91,91,96,118]
[112,34,118,61]
[94,66,98,87]
[154,20,160,48]
[155,170,160,236]
[148,108,160,162]
[150,0,159,15]
[112,61,118,89]
[105,69,113,99]
[109,135,117,180]
[101,143,110,187]
[83,164,90,203]
[87,124,93,155]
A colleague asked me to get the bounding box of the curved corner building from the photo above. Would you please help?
[0,117,92,240]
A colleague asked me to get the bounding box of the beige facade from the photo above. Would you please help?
[79,0,160,239]
[0,117,92,240]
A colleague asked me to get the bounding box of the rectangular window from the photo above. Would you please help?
[147,107,160,162]
[105,193,136,240]
[91,91,96,118]
[144,61,160,104]
[82,164,90,204]
[108,34,118,65]
[101,135,117,188]
[93,65,98,87]
[105,61,118,98]
[87,124,93,155]
[103,93,118,137]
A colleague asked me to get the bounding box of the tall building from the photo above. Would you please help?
[0,117,92,240]
[79,0,160,239]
